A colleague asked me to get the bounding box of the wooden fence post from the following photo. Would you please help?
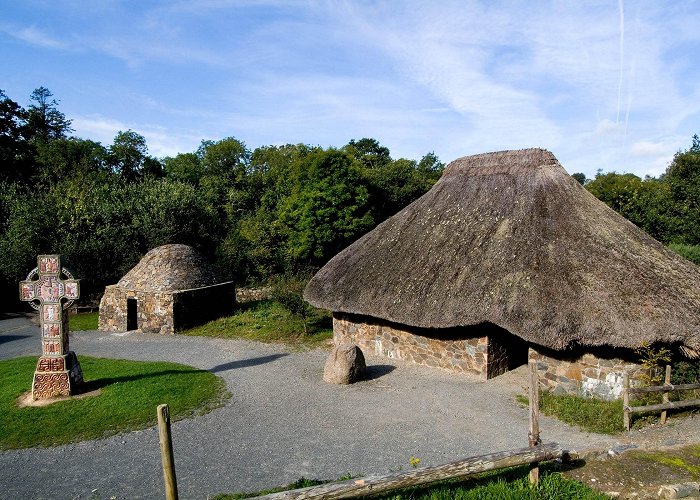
[623,373,630,431]
[528,361,540,485]
[661,365,671,424]
[158,404,179,500]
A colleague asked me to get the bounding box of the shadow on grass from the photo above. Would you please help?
[81,369,202,392]
[209,353,289,373]
[0,334,31,345]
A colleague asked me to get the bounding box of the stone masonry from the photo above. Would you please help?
[99,244,236,335]
[333,313,514,380]
[529,347,648,400]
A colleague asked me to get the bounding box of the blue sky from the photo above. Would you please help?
[1,0,699,178]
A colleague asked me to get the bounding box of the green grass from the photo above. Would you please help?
[0,356,229,449]
[517,392,625,434]
[181,300,333,346]
[214,466,606,500]
[69,311,98,331]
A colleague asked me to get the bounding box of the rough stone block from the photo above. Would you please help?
[323,344,366,385]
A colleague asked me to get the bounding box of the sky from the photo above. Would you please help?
[1,0,699,179]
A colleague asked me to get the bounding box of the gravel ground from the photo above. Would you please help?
[0,315,695,499]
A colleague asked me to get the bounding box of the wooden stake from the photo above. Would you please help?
[623,373,630,431]
[158,404,179,500]
[528,361,540,485]
[661,365,671,424]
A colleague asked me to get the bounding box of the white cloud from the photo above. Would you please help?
[4,25,67,49]
[630,141,669,157]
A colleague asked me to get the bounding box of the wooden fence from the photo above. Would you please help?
[159,362,578,499]
[251,444,576,500]
[623,365,700,431]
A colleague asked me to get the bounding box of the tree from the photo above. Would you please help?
[197,137,250,183]
[278,148,374,270]
[25,87,72,142]
[0,90,33,184]
[108,130,149,181]
[571,173,587,185]
[33,137,109,187]
[664,135,700,244]
[163,152,202,184]
[586,171,682,243]
[344,138,391,169]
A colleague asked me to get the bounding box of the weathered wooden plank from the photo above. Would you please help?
[661,365,671,424]
[528,361,540,485]
[157,404,179,500]
[627,382,700,395]
[626,398,700,414]
[623,373,630,431]
[253,443,565,500]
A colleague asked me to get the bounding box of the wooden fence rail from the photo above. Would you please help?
[251,443,576,500]
[623,367,700,431]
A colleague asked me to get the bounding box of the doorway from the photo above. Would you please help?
[126,298,137,331]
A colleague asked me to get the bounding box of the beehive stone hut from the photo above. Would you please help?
[304,149,700,399]
[99,244,236,335]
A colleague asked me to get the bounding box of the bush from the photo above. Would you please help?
[669,243,700,265]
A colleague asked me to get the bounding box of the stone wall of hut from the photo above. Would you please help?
[99,282,235,335]
[333,313,513,379]
[529,347,647,400]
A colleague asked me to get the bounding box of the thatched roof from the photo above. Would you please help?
[304,149,700,355]
[118,244,221,292]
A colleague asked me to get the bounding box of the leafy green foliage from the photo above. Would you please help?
[0,356,228,449]
[270,275,315,335]
[669,243,700,265]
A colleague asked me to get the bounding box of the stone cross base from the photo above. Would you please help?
[32,352,84,400]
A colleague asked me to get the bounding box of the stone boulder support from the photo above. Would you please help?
[323,343,366,384]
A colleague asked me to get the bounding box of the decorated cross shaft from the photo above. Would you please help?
[19,255,83,400]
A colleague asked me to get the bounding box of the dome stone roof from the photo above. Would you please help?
[117,244,221,292]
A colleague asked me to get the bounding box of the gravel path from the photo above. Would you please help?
[0,315,685,499]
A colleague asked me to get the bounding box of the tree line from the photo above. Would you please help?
[0,87,443,304]
[1,87,698,307]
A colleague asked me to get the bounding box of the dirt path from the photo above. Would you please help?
[1,316,699,499]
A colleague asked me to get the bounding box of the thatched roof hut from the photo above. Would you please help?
[305,149,700,395]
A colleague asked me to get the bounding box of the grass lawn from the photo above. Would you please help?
[69,311,98,331]
[0,356,229,449]
[214,465,607,499]
[517,392,625,434]
[181,300,333,346]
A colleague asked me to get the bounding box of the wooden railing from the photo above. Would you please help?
[158,362,579,498]
[252,443,576,500]
[623,366,700,431]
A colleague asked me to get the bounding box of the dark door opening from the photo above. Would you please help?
[126,298,138,331]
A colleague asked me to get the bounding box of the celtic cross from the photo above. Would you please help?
[19,255,83,400]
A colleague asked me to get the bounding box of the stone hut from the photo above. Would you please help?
[304,149,700,399]
[99,244,236,335]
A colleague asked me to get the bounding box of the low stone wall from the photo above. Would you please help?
[529,346,647,400]
[333,313,493,379]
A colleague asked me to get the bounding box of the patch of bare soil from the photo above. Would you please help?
[564,415,700,498]
[17,388,102,408]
